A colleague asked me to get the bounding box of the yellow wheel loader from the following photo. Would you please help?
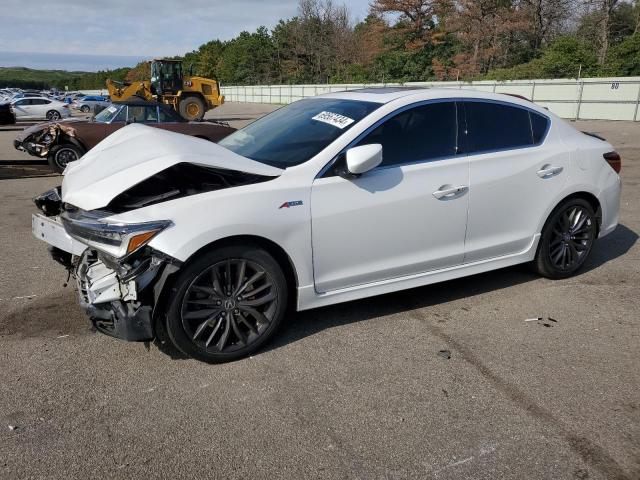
[106,59,224,121]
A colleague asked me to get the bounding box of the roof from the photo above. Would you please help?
[13,96,56,101]
[318,87,545,113]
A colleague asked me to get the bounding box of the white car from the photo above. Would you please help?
[32,88,621,363]
[11,96,70,121]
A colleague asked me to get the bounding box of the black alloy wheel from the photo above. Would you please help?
[534,198,597,279]
[165,245,288,363]
[81,105,90,113]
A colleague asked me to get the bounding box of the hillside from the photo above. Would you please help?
[0,66,129,90]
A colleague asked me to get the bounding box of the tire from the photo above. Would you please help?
[80,105,90,113]
[533,198,597,279]
[47,144,84,173]
[165,245,288,363]
[178,95,205,121]
[46,110,61,121]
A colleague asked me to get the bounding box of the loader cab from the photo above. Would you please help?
[150,60,183,96]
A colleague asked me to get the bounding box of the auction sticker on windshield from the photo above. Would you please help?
[311,111,355,129]
[106,106,118,113]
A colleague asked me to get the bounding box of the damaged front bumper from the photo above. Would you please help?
[14,123,63,159]
[14,138,48,158]
[76,249,180,341]
[32,188,181,342]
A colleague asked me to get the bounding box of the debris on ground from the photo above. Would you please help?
[8,425,17,431]
[438,350,451,359]
[525,317,558,327]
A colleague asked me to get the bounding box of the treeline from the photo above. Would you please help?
[178,0,640,84]
[0,66,129,90]
[2,0,639,90]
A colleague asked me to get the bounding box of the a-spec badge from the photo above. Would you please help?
[279,200,303,209]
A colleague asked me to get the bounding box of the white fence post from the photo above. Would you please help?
[634,82,640,122]
[575,80,584,121]
[531,81,536,101]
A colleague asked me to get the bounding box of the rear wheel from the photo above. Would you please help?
[80,105,90,113]
[178,95,205,121]
[533,198,597,279]
[46,110,61,120]
[47,144,84,173]
[165,245,288,363]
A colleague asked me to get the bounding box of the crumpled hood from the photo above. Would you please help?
[61,123,283,211]
[16,118,86,141]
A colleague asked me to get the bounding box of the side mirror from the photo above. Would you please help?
[345,144,383,176]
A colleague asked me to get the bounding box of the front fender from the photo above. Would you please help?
[106,180,315,288]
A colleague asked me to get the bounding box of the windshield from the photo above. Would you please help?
[94,104,124,123]
[218,98,380,168]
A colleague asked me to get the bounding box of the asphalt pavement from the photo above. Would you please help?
[0,104,638,479]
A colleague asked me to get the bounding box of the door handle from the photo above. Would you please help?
[432,185,468,200]
[537,165,563,178]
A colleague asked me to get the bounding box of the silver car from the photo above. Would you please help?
[74,95,110,113]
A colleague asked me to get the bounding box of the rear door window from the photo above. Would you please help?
[356,101,460,167]
[464,101,534,154]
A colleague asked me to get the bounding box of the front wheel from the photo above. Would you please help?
[533,198,597,279]
[80,105,90,113]
[165,245,288,363]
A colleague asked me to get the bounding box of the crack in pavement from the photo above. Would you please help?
[409,309,637,480]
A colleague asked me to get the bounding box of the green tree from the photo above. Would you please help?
[217,28,278,84]
[604,32,640,75]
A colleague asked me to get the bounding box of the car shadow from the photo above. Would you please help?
[206,116,257,122]
[583,223,638,273]
[263,223,638,354]
[153,223,637,361]
[0,161,56,180]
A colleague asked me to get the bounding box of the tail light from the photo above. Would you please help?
[603,151,621,174]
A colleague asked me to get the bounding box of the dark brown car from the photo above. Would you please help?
[14,99,236,172]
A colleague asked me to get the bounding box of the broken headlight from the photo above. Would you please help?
[61,209,172,259]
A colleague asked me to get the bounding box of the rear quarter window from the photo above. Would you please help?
[530,111,550,144]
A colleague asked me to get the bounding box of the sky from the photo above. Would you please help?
[0,0,372,71]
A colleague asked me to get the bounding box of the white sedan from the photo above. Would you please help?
[32,88,621,362]
[11,96,70,121]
